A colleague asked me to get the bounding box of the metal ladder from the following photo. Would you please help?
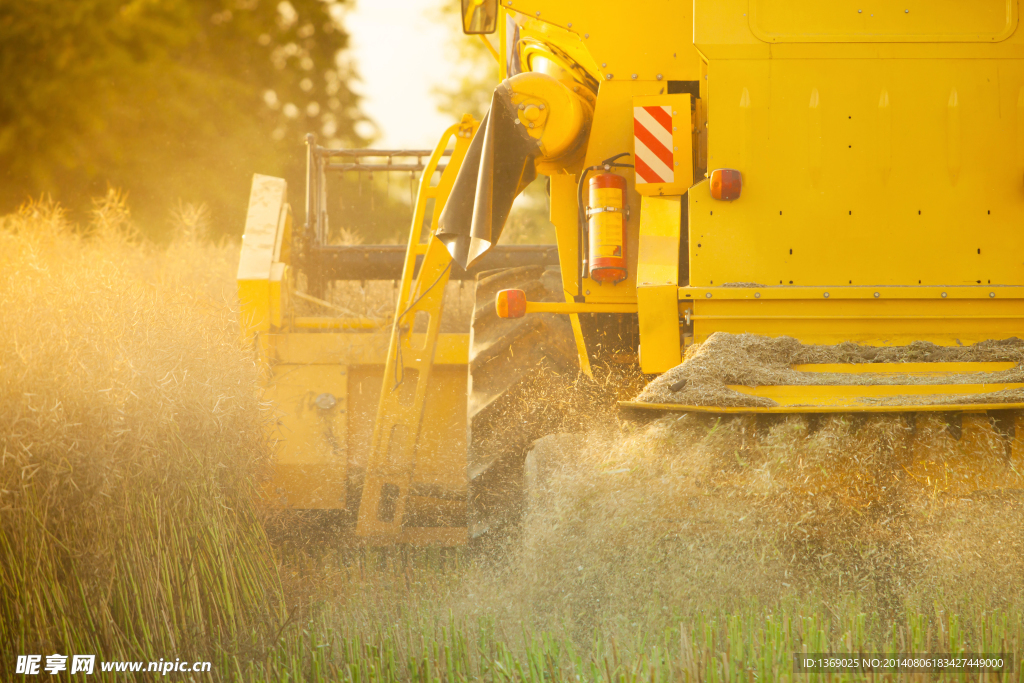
[355,115,478,544]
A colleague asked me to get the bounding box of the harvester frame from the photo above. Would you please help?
[240,0,1024,545]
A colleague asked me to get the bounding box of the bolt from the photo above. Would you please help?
[657,74,663,80]
[518,103,525,109]
[824,292,830,298]
[514,118,521,124]
[705,292,712,298]
[754,292,761,299]
[584,33,589,38]
[535,10,540,16]
[585,290,591,295]
[990,292,996,298]
[873,292,880,298]
[567,22,572,27]
[538,104,544,110]
[941,292,948,298]
[606,74,613,80]
[528,122,534,128]
[601,62,607,67]
[631,74,637,79]
[905,8,909,12]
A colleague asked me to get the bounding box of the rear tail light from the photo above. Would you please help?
[710,168,742,200]
[496,289,527,319]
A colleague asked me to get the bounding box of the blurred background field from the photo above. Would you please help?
[3,1,1024,681]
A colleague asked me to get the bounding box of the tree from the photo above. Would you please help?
[0,0,368,236]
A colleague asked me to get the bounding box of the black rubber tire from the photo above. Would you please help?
[467,265,578,538]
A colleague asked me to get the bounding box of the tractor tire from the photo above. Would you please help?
[467,265,579,539]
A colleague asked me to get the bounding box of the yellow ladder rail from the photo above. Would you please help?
[355,116,478,540]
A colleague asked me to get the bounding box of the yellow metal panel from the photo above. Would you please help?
[749,0,1018,43]
[680,285,1024,300]
[269,262,285,329]
[637,196,682,286]
[637,286,680,373]
[272,332,468,366]
[792,362,1017,375]
[691,59,1024,287]
[697,0,1024,59]
[687,296,1024,346]
[237,280,270,335]
[237,174,286,281]
[264,364,348,509]
[292,317,383,330]
[636,196,682,373]
[238,174,287,346]
[729,383,1024,406]
[503,0,702,82]
[632,94,694,197]
[621,400,1024,415]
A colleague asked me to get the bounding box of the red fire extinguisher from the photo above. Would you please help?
[587,173,627,284]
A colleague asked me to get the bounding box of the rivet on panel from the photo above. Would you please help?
[990,292,996,298]
[823,292,830,298]
[941,292,948,298]
[873,292,880,298]
[754,292,761,299]
[705,293,712,298]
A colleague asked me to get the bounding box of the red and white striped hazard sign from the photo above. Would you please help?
[633,105,674,185]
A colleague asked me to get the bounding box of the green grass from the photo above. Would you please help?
[250,562,1024,682]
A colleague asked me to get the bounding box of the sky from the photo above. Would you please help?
[345,0,467,149]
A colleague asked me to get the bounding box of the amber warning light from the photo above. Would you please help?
[496,289,527,319]
[710,169,742,200]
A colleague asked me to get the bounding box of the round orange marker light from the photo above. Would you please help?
[496,289,527,319]
[709,168,742,201]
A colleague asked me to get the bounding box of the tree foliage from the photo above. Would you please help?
[0,0,367,236]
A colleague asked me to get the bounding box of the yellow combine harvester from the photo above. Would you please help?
[239,0,1024,544]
